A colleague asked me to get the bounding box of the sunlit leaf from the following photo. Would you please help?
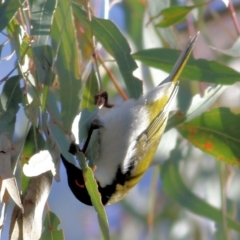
[133,49,240,84]
[23,150,56,177]
[178,108,240,165]
[21,126,46,194]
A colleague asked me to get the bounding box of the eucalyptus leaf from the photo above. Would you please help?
[51,0,81,131]
[122,0,145,48]
[30,0,56,85]
[133,49,240,84]
[0,76,22,137]
[0,0,22,32]
[166,85,227,131]
[81,68,99,111]
[178,108,240,165]
[155,3,206,28]
[72,4,142,99]
[41,211,64,240]
[75,150,110,240]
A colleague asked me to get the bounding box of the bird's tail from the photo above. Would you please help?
[161,32,199,86]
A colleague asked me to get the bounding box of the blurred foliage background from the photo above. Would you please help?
[1,0,240,239]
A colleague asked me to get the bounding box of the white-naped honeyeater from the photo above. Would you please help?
[61,33,199,206]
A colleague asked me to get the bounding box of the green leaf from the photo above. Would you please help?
[1,76,22,112]
[75,151,110,240]
[162,154,240,233]
[41,211,64,240]
[0,76,22,137]
[30,0,56,86]
[156,6,195,27]
[132,48,240,84]
[155,3,207,28]
[51,1,81,131]
[30,0,56,45]
[166,85,227,131]
[157,6,193,27]
[72,5,142,99]
[0,0,22,32]
[81,68,99,111]
[122,0,145,48]
[177,108,240,165]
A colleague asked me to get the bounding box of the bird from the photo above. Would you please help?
[61,33,199,206]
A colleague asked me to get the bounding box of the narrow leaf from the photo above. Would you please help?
[154,2,208,28]
[132,49,240,85]
[75,151,110,240]
[51,1,81,131]
[122,0,145,48]
[81,68,99,110]
[156,6,195,27]
[30,0,56,85]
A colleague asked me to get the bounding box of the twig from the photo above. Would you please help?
[98,55,128,101]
